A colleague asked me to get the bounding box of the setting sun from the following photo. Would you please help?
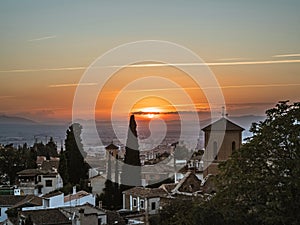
[140,107,161,119]
[130,97,178,120]
[142,107,161,113]
[147,113,155,119]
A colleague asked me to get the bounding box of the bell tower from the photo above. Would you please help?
[202,117,244,177]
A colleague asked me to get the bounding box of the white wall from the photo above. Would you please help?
[0,207,9,222]
[64,194,96,207]
[41,174,63,195]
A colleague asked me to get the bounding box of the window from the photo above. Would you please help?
[37,176,41,182]
[140,200,144,209]
[0,208,2,216]
[151,202,156,210]
[213,141,218,160]
[98,218,102,225]
[133,198,137,207]
[232,141,236,151]
[45,180,52,187]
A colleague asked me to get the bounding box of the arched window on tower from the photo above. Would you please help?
[213,141,218,160]
[232,141,236,151]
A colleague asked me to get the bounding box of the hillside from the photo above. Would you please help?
[0,115,37,125]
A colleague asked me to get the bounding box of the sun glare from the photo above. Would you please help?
[141,107,161,119]
[142,107,161,113]
[131,97,178,120]
[147,113,155,119]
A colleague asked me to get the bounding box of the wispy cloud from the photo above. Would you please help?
[28,35,57,42]
[109,59,300,67]
[217,57,248,61]
[272,53,300,58]
[48,83,97,88]
[125,83,300,93]
[211,83,300,89]
[1,59,300,74]
[0,67,86,73]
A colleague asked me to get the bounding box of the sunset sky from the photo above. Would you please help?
[0,1,299,122]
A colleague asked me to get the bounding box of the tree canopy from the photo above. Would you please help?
[214,101,300,224]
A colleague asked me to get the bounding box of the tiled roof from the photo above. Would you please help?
[42,191,63,198]
[0,195,27,206]
[123,187,167,198]
[105,143,119,150]
[159,183,177,193]
[41,160,60,171]
[17,168,57,176]
[17,168,46,176]
[142,164,174,174]
[64,190,90,202]
[202,118,244,131]
[160,172,202,195]
[60,203,106,216]
[21,208,71,225]
[9,195,42,209]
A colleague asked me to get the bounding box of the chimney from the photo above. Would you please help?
[72,186,76,195]
[98,201,102,208]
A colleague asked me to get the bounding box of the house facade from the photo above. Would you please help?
[17,168,63,196]
[64,188,96,207]
[122,187,167,215]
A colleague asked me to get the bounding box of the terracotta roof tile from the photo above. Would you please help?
[0,195,27,206]
[42,191,63,198]
[64,191,90,202]
[123,187,167,198]
[21,208,71,225]
[9,195,42,209]
[41,160,60,171]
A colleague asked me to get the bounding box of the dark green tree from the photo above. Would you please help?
[213,101,300,225]
[64,123,88,185]
[25,144,37,169]
[58,149,69,184]
[0,144,25,184]
[45,137,58,159]
[121,115,141,188]
[157,198,200,225]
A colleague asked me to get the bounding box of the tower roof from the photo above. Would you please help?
[202,117,244,132]
[105,142,119,150]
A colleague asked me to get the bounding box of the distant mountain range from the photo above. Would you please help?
[228,115,265,130]
[0,114,265,130]
[0,115,37,125]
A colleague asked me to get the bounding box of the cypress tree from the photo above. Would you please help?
[121,115,141,188]
[64,123,88,185]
